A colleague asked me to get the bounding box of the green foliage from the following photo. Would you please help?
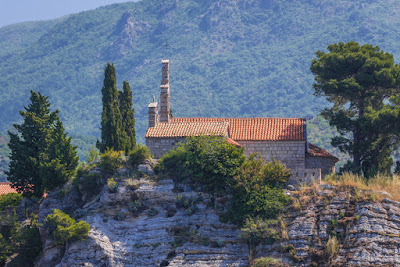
[0,193,22,211]
[107,178,118,192]
[227,156,291,225]
[128,143,150,167]
[97,63,124,153]
[7,91,79,198]
[119,81,136,153]
[251,257,283,267]
[156,136,245,193]
[311,41,400,177]
[99,148,124,174]
[128,200,145,215]
[0,233,11,265]
[175,195,199,215]
[85,146,100,164]
[73,168,104,199]
[45,209,90,246]
[241,217,280,247]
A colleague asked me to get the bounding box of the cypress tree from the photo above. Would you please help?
[97,63,124,153]
[119,81,136,153]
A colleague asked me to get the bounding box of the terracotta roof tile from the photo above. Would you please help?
[145,121,230,138]
[0,183,18,195]
[171,117,305,141]
[308,143,339,161]
[227,138,242,147]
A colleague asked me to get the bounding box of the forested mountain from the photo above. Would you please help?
[1,0,400,179]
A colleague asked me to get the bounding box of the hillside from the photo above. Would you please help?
[2,0,400,138]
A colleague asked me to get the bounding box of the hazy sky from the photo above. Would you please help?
[0,0,140,28]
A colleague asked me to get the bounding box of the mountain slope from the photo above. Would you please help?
[1,0,400,142]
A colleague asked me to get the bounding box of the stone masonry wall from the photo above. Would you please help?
[306,156,336,178]
[146,137,185,159]
[239,140,306,169]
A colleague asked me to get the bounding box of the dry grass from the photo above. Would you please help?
[325,235,341,265]
[323,172,400,202]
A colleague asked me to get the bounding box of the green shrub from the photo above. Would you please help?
[129,144,151,166]
[128,200,145,215]
[156,136,245,193]
[0,233,10,265]
[85,146,100,164]
[252,257,283,267]
[45,209,90,246]
[241,217,280,247]
[74,172,104,199]
[107,178,118,192]
[99,148,124,174]
[175,195,199,215]
[0,193,23,211]
[227,156,291,225]
[125,178,138,190]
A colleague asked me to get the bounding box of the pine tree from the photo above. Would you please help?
[97,63,124,153]
[119,81,136,153]
[41,118,79,191]
[7,91,77,198]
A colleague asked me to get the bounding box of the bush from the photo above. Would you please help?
[0,193,23,211]
[45,209,90,246]
[99,148,124,174]
[252,257,283,267]
[107,178,118,192]
[227,156,291,225]
[74,172,104,199]
[129,144,151,166]
[241,217,280,247]
[128,200,145,215]
[85,146,100,163]
[155,136,245,193]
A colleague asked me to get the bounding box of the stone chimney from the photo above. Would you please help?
[159,59,170,123]
[148,101,158,128]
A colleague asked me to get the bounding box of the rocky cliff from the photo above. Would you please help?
[35,168,400,266]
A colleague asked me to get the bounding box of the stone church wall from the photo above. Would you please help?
[146,137,186,159]
[306,156,337,178]
[238,140,306,169]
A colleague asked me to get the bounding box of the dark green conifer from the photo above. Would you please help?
[41,118,79,191]
[97,63,124,153]
[119,81,136,153]
[7,91,77,198]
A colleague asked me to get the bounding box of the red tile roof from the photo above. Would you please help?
[145,121,230,138]
[0,183,18,195]
[227,138,242,147]
[308,143,339,161]
[171,117,305,141]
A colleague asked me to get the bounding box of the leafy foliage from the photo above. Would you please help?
[85,146,100,164]
[7,91,79,198]
[0,193,23,211]
[227,156,291,225]
[128,143,150,167]
[99,148,124,174]
[45,209,90,246]
[156,136,245,193]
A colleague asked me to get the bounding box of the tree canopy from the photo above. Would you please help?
[310,41,400,177]
[7,91,78,198]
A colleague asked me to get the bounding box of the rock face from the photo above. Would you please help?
[36,177,248,267]
[36,174,400,267]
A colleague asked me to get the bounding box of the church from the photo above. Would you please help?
[145,60,338,180]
